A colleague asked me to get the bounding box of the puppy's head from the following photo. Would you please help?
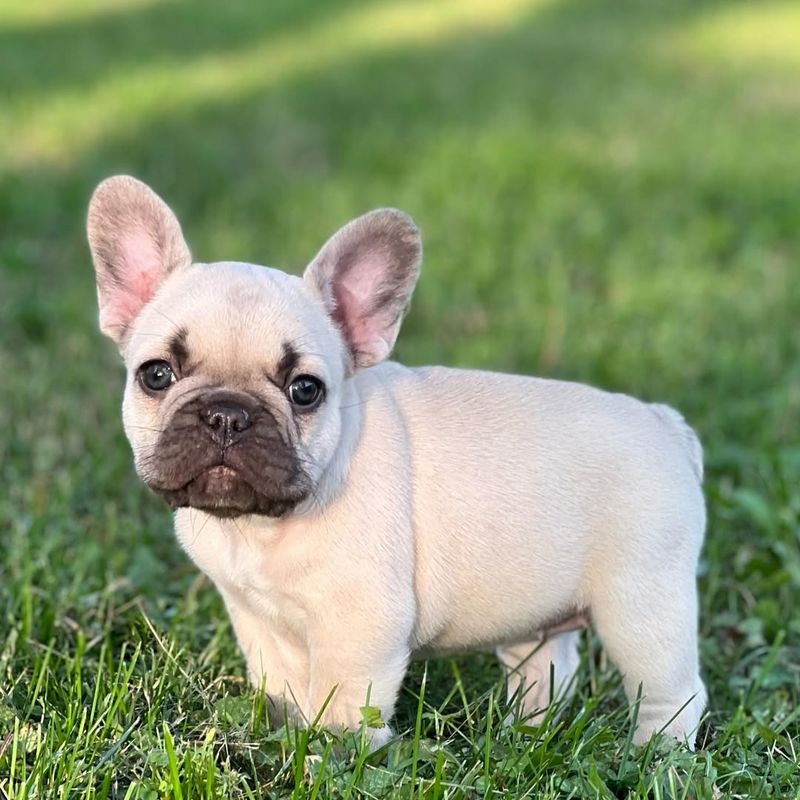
[88,176,421,518]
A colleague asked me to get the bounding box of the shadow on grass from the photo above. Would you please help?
[0,0,375,97]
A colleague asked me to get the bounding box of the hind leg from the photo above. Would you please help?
[591,567,706,747]
[497,630,582,721]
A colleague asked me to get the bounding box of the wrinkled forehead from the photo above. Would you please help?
[125,261,344,384]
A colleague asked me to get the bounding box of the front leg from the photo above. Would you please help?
[307,622,411,749]
[222,594,310,726]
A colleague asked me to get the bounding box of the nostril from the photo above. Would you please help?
[204,409,224,429]
[232,410,251,432]
[202,402,252,438]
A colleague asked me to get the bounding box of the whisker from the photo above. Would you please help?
[339,400,368,410]
[125,424,169,434]
[150,306,183,336]
[231,517,252,549]
[190,508,201,547]
[125,332,171,338]
[195,511,213,539]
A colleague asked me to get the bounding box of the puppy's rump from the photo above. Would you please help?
[648,403,704,483]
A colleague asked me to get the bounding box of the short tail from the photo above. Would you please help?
[649,403,704,482]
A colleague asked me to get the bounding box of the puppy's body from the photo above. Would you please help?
[89,177,706,749]
[177,358,705,744]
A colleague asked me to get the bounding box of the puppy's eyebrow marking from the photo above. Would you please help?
[274,341,300,387]
[169,327,190,371]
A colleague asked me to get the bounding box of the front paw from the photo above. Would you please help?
[332,723,395,757]
[362,723,394,752]
[328,706,395,753]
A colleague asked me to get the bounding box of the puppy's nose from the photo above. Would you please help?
[202,402,252,445]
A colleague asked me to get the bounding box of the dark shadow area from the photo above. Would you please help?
[0,0,375,97]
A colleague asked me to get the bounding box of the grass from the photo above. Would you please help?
[1,0,799,796]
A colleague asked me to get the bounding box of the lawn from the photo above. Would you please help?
[1,0,799,796]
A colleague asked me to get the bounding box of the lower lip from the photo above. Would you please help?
[206,465,238,478]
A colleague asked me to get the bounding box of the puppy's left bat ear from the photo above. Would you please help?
[303,208,421,371]
[87,175,191,345]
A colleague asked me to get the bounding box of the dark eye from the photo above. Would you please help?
[139,360,176,392]
[287,375,324,409]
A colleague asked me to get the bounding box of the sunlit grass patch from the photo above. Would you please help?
[0,0,159,27]
[679,1,800,70]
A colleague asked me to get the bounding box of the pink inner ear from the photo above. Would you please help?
[342,249,387,308]
[101,227,164,334]
[334,250,394,355]
[334,283,371,352]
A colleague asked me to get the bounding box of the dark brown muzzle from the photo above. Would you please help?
[143,390,310,517]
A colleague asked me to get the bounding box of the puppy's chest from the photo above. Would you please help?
[177,517,309,630]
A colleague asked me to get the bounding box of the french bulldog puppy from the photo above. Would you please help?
[88,176,707,749]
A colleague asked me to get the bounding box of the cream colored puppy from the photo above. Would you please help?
[88,176,707,749]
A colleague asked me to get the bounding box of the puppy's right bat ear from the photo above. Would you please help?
[87,176,191,344]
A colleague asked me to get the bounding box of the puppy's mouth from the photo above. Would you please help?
[187,465,254,518]
[153,463,309,519]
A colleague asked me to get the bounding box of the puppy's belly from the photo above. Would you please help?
[412,608,588,659]
[411,550,587,656]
